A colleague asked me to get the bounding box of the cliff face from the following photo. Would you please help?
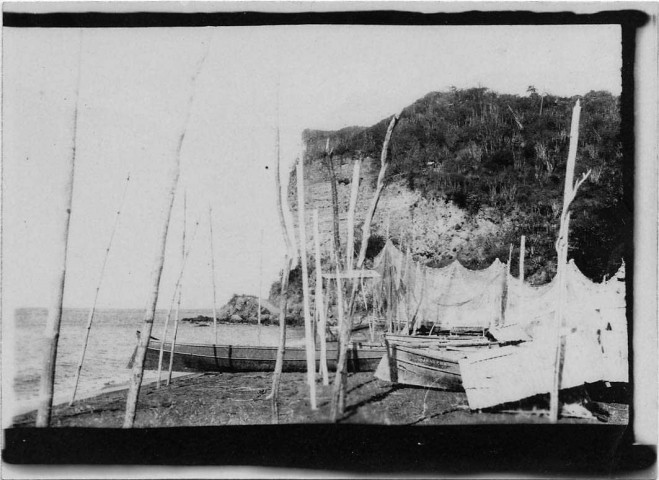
[287,87,625,285]
[288,154,414,256]
[288,153,514,277]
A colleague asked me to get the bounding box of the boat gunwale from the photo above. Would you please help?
[392,344,469,362]
[147,336,385,352]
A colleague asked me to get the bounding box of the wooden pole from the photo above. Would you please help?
[329,238,347,421]
[156,193,186,388]
[124,165,179,427]
[209,204,219,344]
[258,228,264,326]
[325,139,342,266]
[123,39,209,428]
[36,33,82,427]
[155,301,174,388]
[157,200,198,388]
[268,256,291,422]
[267,121,298,422]
[70,172,130,406]
[519,235,526,283]
[346,157,362,273]
[500,244,513,327]
[296,157,317,409]
[549,100,590,423]
[156,216,200,386]
[313,209,330,385]
[167,191,187,385]
[332,110,402,420]
[356,112,401,269]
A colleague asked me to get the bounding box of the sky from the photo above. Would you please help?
[2,24,622,311]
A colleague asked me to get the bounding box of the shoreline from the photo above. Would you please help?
[7,371,196,420]
[10,371,629,428]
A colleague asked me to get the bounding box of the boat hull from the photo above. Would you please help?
[137,338,386,373]
[375,342,465,390]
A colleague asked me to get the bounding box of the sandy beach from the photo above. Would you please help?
[11,372,628,428]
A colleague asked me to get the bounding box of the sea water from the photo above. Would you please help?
[8,308,305,414]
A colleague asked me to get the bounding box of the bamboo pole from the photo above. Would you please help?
[36,33,83,427]
[209,204,219,344]
[549,100,591,423]
[267,122,298,422]
[155,303,174,388]
[313,209,330,385]
[123,39,209,428]
[156,216,200,387]
[519,235,526,282]
[296,157,317,409]
[355,112,401,269]
[500,244,513,327]
[329,238,347,421]
[156,209,199,388]
[70,172,130,406]
[346,157,362,273]
[267,256,292,422]
[156,192,187,388]
[167,191,187,386]
[124,167,179,427]
[331,110,402,420]
[258,228,264,326]
[325,139,342,266]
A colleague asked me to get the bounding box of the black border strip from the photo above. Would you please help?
[2,10,650,28]
[3,425,656,474]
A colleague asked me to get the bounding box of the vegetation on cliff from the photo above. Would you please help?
[302,87,627,284]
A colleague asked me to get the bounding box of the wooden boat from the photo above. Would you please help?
[375,343,466,390]
[374,334,500,390]
[131,337,386,373]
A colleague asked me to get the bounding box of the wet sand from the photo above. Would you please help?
[11,372,628,427]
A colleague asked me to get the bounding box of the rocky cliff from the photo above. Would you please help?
[286,87,626,285]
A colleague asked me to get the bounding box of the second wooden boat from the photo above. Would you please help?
[374,342,466,390]
[374,334,500,390]
[130,337,386,373]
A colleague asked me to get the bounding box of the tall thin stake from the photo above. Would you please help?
[346,157,362,273]
[519,235,526,282]
[123,38,210,428]
[167,191,187,385]
[313,209,329,385]
[267,120,298,422]
[500,244,513,327]
[209,204,219,344]
[324,139,342,266]
[156,215,200,387]
[70,172,131,405]
[36,33,83,427]
[549,100,591,423]
[258,229,264,326]
[331,111,401,420]
[296,157,317,409]
[329,239,347,421]
[355,112,401,269]
[156,191,185,388]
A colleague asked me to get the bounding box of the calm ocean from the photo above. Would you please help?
[9,308,304,413]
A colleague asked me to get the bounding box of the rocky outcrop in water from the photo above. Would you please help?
[182,294,304,327]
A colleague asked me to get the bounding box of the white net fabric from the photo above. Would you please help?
[370,241,627,382]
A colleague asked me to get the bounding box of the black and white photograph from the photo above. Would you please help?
[2,2,656,476]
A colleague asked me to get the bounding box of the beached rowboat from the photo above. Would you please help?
[131,337,386,373]
[374,333,501,390]
[374,342,466,390]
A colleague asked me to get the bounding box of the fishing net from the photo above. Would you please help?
[370,240,627,382]
[371,240,506,332]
